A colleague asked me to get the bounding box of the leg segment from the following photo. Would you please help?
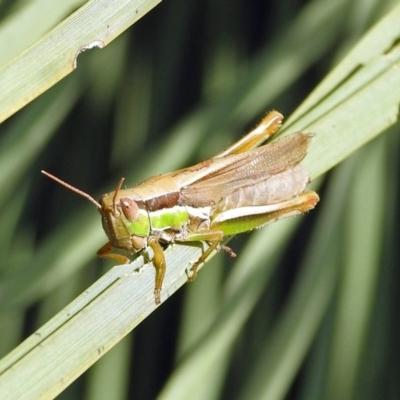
[147,237,167,305]
[97,242,130,264]
[214,111,283,158]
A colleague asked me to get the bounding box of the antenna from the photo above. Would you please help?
[41,170,102,209]
[112,177,125,215]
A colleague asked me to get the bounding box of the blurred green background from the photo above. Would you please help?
[0,0,399,399]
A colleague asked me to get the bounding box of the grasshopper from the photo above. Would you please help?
[42,111,319,304]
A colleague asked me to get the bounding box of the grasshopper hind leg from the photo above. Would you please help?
[214,111,283,158]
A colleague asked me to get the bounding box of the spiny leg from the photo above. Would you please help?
[188,240,222,281]
[187,241,236,281]
[220,244,236,258]
[176,229,226,281]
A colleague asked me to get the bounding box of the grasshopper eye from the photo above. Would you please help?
[120,198,139,222]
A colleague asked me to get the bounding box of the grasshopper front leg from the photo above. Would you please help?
[98,238,167,305]
[97,242,130,264]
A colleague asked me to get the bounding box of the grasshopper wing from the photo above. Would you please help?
[181,132,312,208]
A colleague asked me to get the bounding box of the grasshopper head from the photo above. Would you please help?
[41,171,150,254]
[98,178,151,253]
[99,195,148,252]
